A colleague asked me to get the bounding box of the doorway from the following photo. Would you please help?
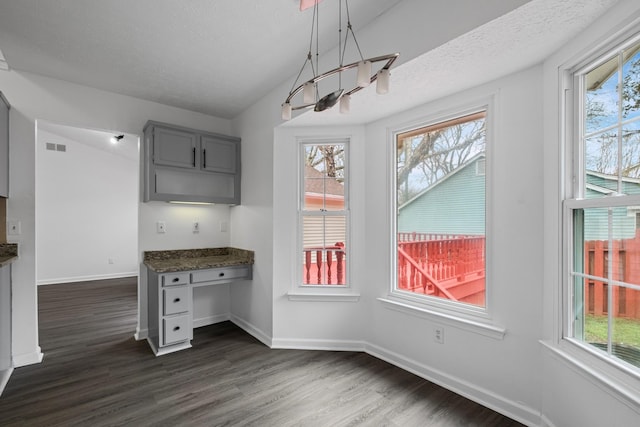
[35,121,139,285]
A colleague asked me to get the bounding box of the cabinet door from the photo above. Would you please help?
[201,136,237,174]
[0,92,9,198]
[152,126,198,169]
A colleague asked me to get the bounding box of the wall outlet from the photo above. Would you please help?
[193,221,200,233]
[156,221,166,233]
[220,221,228,232]
[434,326,445,344]
[7,220,21,235]
[108,258,114,264]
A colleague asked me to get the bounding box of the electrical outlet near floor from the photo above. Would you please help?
[434,326,445,344]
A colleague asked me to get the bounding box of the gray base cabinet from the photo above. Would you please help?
[146,265,252,356]
[143,121,241,204]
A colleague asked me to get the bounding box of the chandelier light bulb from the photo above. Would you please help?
[340,94,351,114]
[357,60,372,87]
[281,102,292,121]
[376,69,390,94]
[303,82,315,104]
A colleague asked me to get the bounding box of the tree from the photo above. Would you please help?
[396,117,485,205]
[305,144,345,181]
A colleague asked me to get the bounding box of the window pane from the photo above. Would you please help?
[302,215,346,285]
[585,130,618,182]
[396,112,486,307]
[303,144,345,211]
[621,120,640,180]
[622,45,640,121]
[585,56,619,135]
[572,207,640,368]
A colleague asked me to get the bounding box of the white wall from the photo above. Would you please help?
[364,66,544,425]
[36,128,138,284]
[0,70,234,366]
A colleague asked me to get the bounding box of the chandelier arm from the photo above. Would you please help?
[284,53,399,107]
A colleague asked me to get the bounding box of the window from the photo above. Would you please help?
[394,111,487,308]
[565,35,640,370]
[300,141,348,286]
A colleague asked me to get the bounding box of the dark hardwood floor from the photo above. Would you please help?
[0,278,525,426]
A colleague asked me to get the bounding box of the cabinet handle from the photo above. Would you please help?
[173,298,181,303]
[172,277,180,283]
[173,326,180,331]
[219,272,225,277]
[192,147,196,167]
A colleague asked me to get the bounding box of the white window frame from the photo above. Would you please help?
[560,29,640,386]
[289,137,358,302]
[380,99,505,339]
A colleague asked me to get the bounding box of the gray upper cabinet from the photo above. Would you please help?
[143,121,241,205]
[153,126,199,169]
[201,136,236,174]
[0,92,9,198]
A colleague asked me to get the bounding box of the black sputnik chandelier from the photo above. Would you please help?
[281,0,399,120]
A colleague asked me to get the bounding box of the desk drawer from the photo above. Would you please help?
[163,287,189,315]
[191,266,250,284]
[162,272,190,287]
[163,314,190,345]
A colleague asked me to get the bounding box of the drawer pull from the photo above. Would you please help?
[173,326,180,331]
[173,298,181,303]
[172,277,180,283]
[219,272,225,277]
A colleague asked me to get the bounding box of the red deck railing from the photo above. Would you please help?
[303,243,346,285]
[397,233,485,303]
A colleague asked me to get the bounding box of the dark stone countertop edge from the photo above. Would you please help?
[143,247,254,273]
[0,243,18,266]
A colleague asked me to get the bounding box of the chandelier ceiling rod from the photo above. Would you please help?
[282,0,399,120]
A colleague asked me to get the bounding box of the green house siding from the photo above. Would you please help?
[398,158,485,236]
[583,173,640,240]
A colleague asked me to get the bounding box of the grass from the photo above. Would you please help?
[585,314,640,347]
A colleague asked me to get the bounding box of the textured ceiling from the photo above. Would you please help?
[0,0,402,119]
[0,0,621,123]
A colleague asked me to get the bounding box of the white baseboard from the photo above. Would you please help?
[365,342,540,427]
[230,314,272,347]
[13,346,44,367]
[271,337,365,352]
[0,366,14,396]
[134,328,148,341]
[193,313,230,329]
[37,272,137,286]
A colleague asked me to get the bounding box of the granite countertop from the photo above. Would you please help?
[0,243,18,266]
[143,247,254,273]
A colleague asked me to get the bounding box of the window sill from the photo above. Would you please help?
[540,340,640,409]
[377,296,506,340]
[287,291,360,302]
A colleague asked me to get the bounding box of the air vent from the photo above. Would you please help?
[56,144,66,152]
[45,142,56,151]
[46,143,67,152]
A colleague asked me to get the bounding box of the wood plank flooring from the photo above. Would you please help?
[0,278,525,426]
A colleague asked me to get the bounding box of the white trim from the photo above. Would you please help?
[12,346,44,367]
[37,272,137,286]
[540,341,640,412]
[230,314,272,348]
[377,297,506,340]
[286,291,360,302]
[365,342,540,427]
[147,338,191,356]
[0,367,13,396]
[271,338,365,351]
[192,313,230,329]
[134,327,147,341]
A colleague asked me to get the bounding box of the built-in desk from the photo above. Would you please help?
[144,247,253,356]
